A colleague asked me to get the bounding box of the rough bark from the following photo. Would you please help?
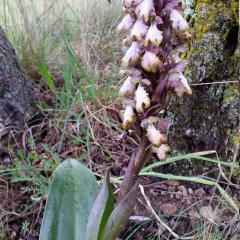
[0,26,35,130]
[168,0,239,168]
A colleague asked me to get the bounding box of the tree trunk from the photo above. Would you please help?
[0,26,35,130]
[168,0,239,169]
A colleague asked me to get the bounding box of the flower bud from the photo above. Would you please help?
[131,19,148,41]
[170,9,188,32]
[135,0,154,22]
[135,84,150,112]
[152,144,171,161]
[147,124,167,147]
[122,41,141,67]
[141,51,162,73]
[117,14,135,33]
[144,22,163,47]
[123,106,136,130]
[119,76,141,97]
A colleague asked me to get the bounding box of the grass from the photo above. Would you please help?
[0,0,239,239]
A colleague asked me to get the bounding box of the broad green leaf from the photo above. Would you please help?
[85,171,114,240]
[101,183,138,240]
[39,159,99,240]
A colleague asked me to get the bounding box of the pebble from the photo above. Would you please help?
[166,180,180,186]
[194,188,206,198]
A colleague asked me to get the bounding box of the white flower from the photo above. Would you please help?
[117,14,135,33]
[122,42,141,67]
[123,106,136,130]
[144,22,163,47]
[123,0,142,8]
[135,84,150,112]
[119,76,141,97]
[152,144,171,160]
[141,51,162,73]
[131,19,148,41]
[135,0,154,22]
[147,124,167,147]
[170,9,189,32]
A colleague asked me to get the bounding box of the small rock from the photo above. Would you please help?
[194,188,206,198]
[199,206,216,220]
[178,185,188,197]
[166,180,180,187]
[159,184,168,190]
[186,197,192,205]
[160,203,177,215]
[170,193,174,199]
[3,156,12,164]
[188,188,194,195]
[168,186,176,192]
[175,191,182,199]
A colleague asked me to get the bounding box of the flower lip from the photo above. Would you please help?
[141,51,162,73]
[152,144,171,161]
[170,9,189,32]
[146,124,167,147]
[131,19,148,41]
[122,41,141,67]
[119,76,141,97]
[135,84,151,113]
[135,0,155,22]
[168,71,192,97]
[144,22,163,47]
[116,14,135,33]
[123,105,136,130]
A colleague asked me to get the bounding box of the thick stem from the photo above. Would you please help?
[118,135,152,201]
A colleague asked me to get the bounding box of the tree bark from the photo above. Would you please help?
[168,0,239,168]
[0,25,35,130]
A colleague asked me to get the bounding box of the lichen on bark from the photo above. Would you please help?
[168,0,239,170]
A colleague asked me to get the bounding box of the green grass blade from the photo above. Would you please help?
[39,63,56,93]
[141,154,239,173]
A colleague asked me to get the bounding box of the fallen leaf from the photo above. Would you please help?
[160,203,177,215]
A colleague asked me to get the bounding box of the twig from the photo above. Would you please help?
[139,184,180,239]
